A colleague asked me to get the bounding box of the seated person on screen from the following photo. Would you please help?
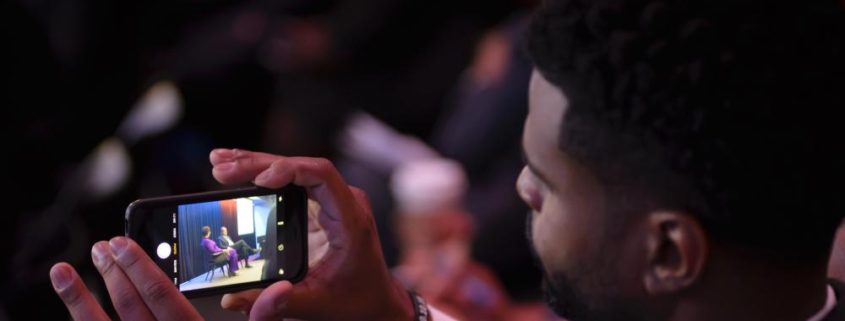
[217,226,258,268]
[201,225,239,277]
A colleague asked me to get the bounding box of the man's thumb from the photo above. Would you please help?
[249,281,295,321]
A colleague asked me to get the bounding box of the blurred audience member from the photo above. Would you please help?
[432,12,539,301]
[391,158,510,321]
[260,0,531,158]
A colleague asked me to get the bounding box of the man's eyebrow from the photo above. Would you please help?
[521,145,552,185]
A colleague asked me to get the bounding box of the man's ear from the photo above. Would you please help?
[643,211,708,294]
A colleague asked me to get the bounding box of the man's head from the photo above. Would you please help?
[518,0,845,319]
[202,226,211,238]
[221,226,229,236]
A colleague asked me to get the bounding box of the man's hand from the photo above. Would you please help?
[50,237,203,321]
[209,148,414,321]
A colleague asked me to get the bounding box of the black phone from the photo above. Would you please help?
[125,185,308,298]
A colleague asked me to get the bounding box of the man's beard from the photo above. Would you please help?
[525,213,643,321]
[541,269,594,319]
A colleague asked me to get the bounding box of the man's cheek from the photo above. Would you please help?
[534,218,568,270]
[525,211,535,245]
[526,213,554,268]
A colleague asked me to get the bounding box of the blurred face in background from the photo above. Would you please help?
[517,70,646,321]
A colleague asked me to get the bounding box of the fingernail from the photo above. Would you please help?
[91,242,109,268]
[109,237,128,256]
[216,162,235,172]
[213,148,234,158]
[50,264,73,291]
[255,168,274,183]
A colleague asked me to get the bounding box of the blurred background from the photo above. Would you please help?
[0,0,564,319]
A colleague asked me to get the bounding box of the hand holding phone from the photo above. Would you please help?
[50,149,415,321]
[50,236,205,321]
[210,150,415,321]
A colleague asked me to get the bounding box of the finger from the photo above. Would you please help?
[307,220,330,268]
[108,237,202,321]
[306,199,323,233]
[348,186,373,213]
[248,281,295,321]
[253,157,364,243]
[50,263,111,321]
[211,149,284,185]
[91,241,156,321]
[210,148,283,166]
[221,289,262,313]
[209,148,236,165]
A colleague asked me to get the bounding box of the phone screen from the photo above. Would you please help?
[126,186,307,297]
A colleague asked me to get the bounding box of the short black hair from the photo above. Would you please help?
[528,0,845,259]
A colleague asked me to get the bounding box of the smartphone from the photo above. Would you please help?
[125,185,308,298]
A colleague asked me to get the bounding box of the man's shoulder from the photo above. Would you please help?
[823,279,845,321]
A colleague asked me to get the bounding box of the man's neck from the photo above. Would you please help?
[670,248,830,321]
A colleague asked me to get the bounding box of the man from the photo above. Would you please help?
[49,0,845,320]
[217,226,258,268]
[511,0,845,319]
[201,226,239,277]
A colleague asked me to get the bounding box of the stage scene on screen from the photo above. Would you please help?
[176,195,276,291]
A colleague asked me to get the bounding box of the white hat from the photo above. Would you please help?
[390,158,468,215]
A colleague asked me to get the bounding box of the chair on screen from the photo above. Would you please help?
[202,245,229,282]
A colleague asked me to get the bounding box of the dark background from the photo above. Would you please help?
[1,0,543,319]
